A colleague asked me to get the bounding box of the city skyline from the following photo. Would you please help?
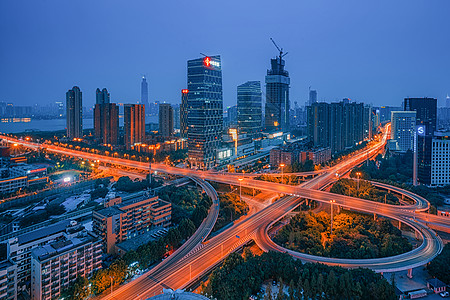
[1,1,450,109]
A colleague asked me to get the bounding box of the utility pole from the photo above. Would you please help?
[330,200,336,234]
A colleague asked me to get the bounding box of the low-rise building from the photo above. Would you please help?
[92,192,171,254]
[0,259,17,300]
[300,147,331,165]
[30,232,102,300]
[0,164,48,194]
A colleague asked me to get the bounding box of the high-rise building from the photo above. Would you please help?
[237,81,262,137]
[309,89,318,106]
[66,86,83,139]
[173,104,180,130]
[180,89,189,139]
[430,131,450,186]
[265,57,290,132]
[186,56,223,170]
[446,95,450,108]
[307,100,368,153]
[124,104,145,150]
[94,103,119,145]
[403,98,437,185]
[95,88,110,105]
[403,97,437,136]
[158,103,174,137]
[390,111,416,152]
[141,76,149,114]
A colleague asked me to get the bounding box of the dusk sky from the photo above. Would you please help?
[1,0,449,109]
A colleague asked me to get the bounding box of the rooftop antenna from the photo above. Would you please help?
[270,38,288,61]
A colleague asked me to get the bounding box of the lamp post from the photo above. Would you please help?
[280,163,285,184]
[330,200,336,235]
[238,178,243,201]
[356,172,361,191]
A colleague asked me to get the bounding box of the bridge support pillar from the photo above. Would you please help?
[398,221,402,230]
[374,213,377,221]
[402,194,404,200]
[407,268,413,279]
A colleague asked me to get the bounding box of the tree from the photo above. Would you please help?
[61,276,90,300]
[428,243,450,284]
[265,284,273,300]
[288,279,295,300]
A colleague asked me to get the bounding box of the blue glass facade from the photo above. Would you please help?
[187,56,223,170]
[237,81,262,137]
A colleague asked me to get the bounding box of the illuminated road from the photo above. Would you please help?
[1,126,447,297]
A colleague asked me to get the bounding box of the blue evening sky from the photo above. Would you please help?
[1,0,449,108]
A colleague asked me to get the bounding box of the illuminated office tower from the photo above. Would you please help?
[180,89,189,139]
[186,56,223,170]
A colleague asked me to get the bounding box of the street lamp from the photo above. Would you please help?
[356,172,361,190]
[330,200,336,234]
[238,178,243,201]
[280,163,285,184]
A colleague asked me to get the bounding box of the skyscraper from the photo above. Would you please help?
[403,97,437,136]
[124,104,145,150]
[187,56,223,170]
[309,89,318,106]
[265,56,290,132]
[180,89,189,139]
[159,103,174,137]
[390,111,416,152]
[141,76,149,113]
[237,81,262,137]
[446,95,450,108]
[404,97,437,185]
[66,86,83,139]
[96,88,110,105]
[94,103,119,145]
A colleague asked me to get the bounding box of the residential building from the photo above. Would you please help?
[95,88,110,105]
[307,100,368,153]
[379,106,402,123]
[264,56,290,132]
[186,56,223,170]
[430,131,450,186]
[94,103,119,145]
[141,76,149,114]
[390,111,416,152]
[300,148,331,165]
[30,233,102,300]
[124,104,145,150]
[92,192,171,254]
[237,81,262,137]
[66,86,83,139]
[180,89,189,139]
[0,259,17,300]
[6,220,84,292]
[158,103,174,137]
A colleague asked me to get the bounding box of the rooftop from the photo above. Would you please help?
[427,278,446,288]
[120,191,157,208]
[17,220,72,245]
[95,206,123,218]
[31,233,98,262]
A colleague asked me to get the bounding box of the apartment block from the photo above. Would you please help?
[92,192,171,254]
[6,220,83,292]
[0,259,17,300]
[300,148,332,165]
[30,233,102,300]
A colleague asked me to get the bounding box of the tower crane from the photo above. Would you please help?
[270,38,288,60]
